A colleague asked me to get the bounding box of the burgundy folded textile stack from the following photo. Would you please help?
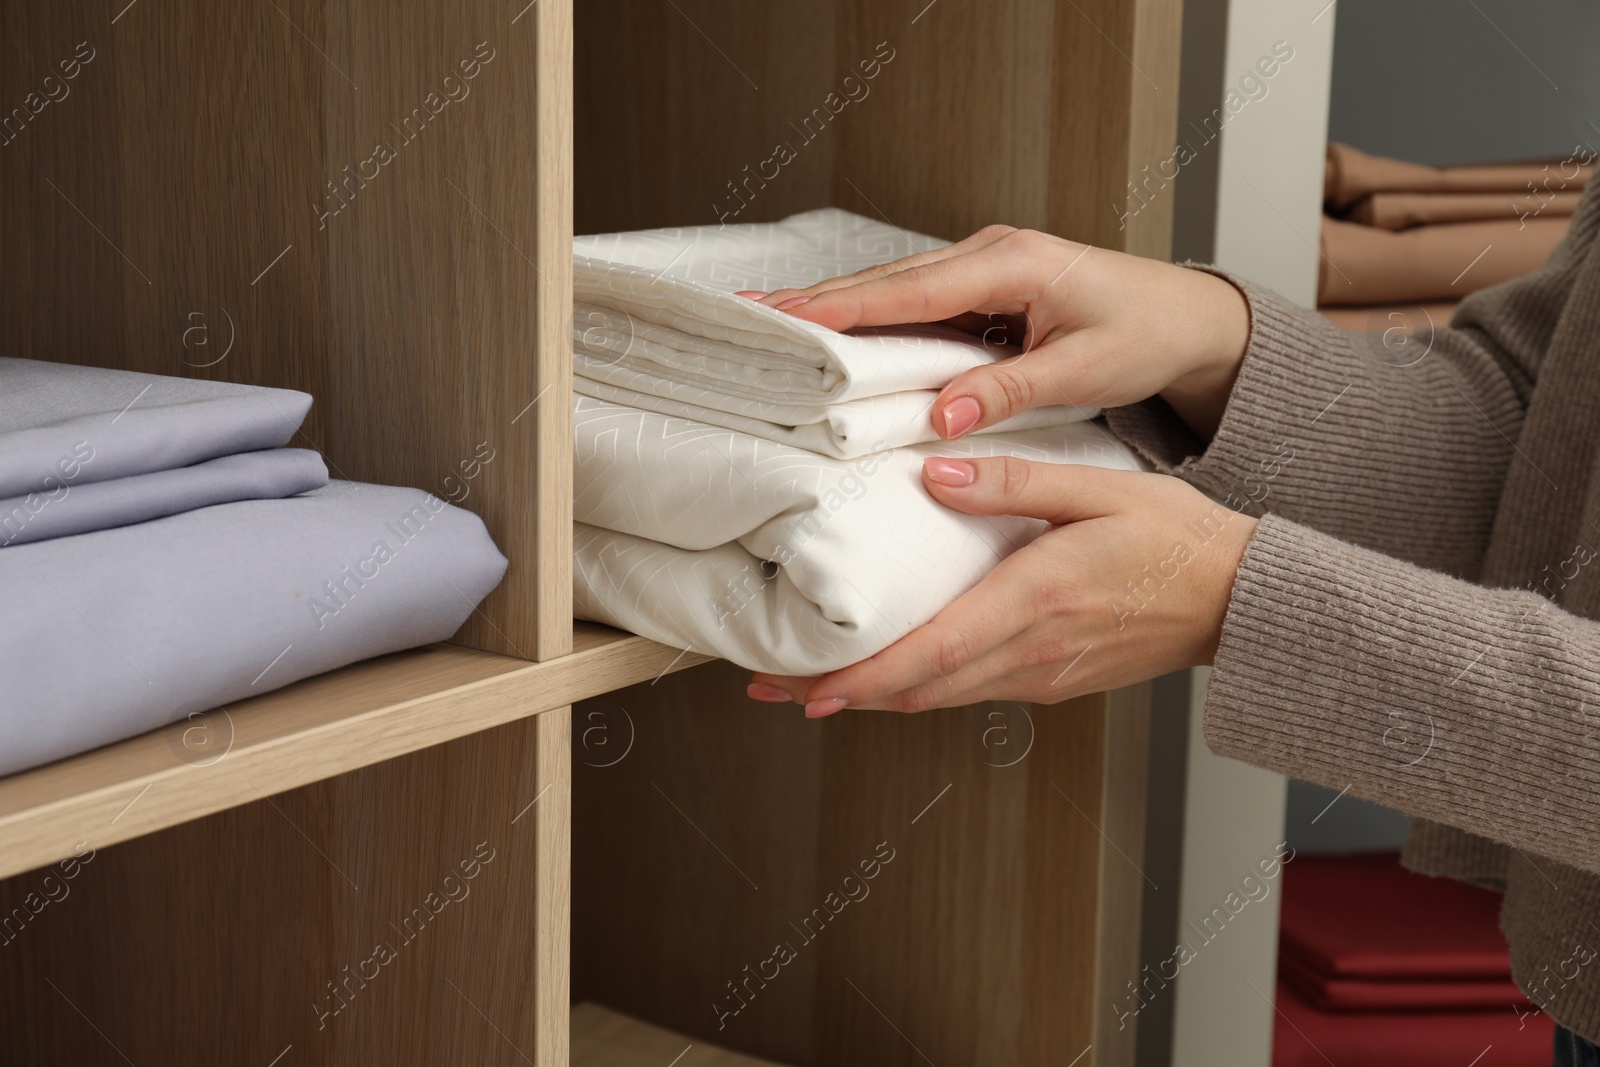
[1273,852,1554,1067]
[1316,142,1589,336]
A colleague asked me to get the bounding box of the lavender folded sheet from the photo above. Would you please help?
[0,357,311,498]
[0,449,328,547]
[0,480,507,777]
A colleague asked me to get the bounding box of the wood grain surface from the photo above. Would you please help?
[573,1001,794,1066]
[0,0,573,658]
[568,6,1177,1060]
[576,0,1183,257]
[0,623,705,884]
[573,661,1151,1067]
[0,706,571,1066]
[0,2,1183,1063]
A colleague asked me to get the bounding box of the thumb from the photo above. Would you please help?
[921,456,1144,524]
[930,350,1095,439]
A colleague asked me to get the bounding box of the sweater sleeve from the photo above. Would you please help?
[1105,186,1599,578]
[1208,513,1600,876]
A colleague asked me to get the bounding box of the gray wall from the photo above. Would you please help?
[1284,780,1412,855]
[1328,0,1600,166]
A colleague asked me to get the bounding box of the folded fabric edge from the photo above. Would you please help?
[0,481,508,777]
[0,448,330,548]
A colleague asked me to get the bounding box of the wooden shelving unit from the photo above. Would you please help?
[0,0,1186,1063]
[0,623,707,883]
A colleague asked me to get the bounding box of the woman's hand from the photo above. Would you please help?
[745,456,1257,716]
[738,225,1251,439]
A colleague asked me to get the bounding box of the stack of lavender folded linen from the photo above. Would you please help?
[0,359,507,776]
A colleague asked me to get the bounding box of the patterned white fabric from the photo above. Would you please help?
[572,397,1145,676]
[573,208,1097,459]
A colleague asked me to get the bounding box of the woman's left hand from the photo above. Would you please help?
[746,456,1258,716]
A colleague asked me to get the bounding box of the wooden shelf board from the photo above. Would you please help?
[0,623,709,881]
[572,1003,791,1067]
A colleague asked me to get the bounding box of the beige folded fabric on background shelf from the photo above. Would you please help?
[1318,215,1568,306]
[1347,189,1583,230]
[1318,142,1586,325]
[1323,141,1592,211]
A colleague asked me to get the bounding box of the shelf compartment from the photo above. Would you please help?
[573,1002,792,1067]
[0,0,573,661]
[0,622,708,882]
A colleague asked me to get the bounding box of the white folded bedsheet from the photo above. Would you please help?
[0,448,328,547]
[571,396,1146,676]
[0,357,311,497]
[0,480,507,777]
[572,368,1080,458]
[573,209,1098,459]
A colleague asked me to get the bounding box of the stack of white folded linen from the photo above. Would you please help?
[573,207,1099,458]
[0,359,508,776]
[572,210,1147,676]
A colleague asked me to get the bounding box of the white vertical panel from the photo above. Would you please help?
[1169,670,1290,1067]
[1169,4,1335,1065]
[1211,1,1336,306]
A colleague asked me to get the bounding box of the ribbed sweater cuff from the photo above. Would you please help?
[1205,513,1600,876]
[1108,265,1515,574]
[1105,270,1357,515]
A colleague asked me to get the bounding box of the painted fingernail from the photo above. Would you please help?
[942,395,981,438]
[804,697,848,718]
[923,457,976,487]
[747,683,791,703]
[734,290,768,299]
[776,295,813,311]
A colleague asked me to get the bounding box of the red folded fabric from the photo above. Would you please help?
[1273,979,1555,1067]
[1279,949,1531,1013]
[1279,852,1512,981]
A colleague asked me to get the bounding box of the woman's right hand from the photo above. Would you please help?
[745,225,1252,440]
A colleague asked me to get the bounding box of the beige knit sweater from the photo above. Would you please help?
[1107,178,1600,1037]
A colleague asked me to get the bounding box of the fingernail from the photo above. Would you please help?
[942,395,981,438]
[923,457,975,487]
[776,296,813,311]
[804,696,848,718]
[734,290,767,299]
[747,683,791,703]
